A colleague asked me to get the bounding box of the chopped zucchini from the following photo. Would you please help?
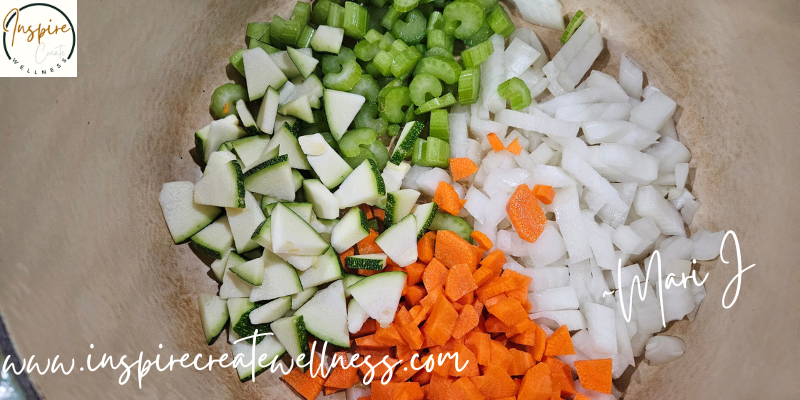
[198,294,229,345]
[158,181,221,243]
[348,271,407,327]
[346,254,388,270]
[330,206,370,253]
[294,280,350,348]
[333,158,386,208]
[374,214,418,267]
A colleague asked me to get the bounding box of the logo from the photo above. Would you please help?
[1,0,76,77]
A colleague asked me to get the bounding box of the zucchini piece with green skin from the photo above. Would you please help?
[347,298,369,333]
[231,134,271,168]
[291,169,304,192]
[334,158,386,208]
[220,263,254,300]
[298,133,353,189]
[349,271,407,327]
[194,160,245,208]
[249,296,292,325]
[199,115,246,163]
[269,49,307,79]
[385,189,420,228]
[190,215,234,259]
[287,47,319,79]
[198,294,229,345]
[251,217,272,250]
[256,87,280,134]
[374,214,418,267]
[294,280,350,348]
[411,202,438,239]
[227,297,255,333]
[346,254,388,270]
[330,206,370,253]
[242,47,288,101]
[233,304,272,344]
[303,179,340,220]
[429,212,473,242]
[284,202,314,222]
[342,273,365,297]
[270,315,311,368]
[210,83,248,119]
[237,101,261,137]
[243,155,295,201]
[158,181,222,244]
[291,287,318,310]
[231,334,286,381]
[276,253,318,271]
[230,256,265,285]
[324,89,366,140]
[210,250,233,282]
[227,191,265,253]
[263,124,311,170]
[310,217,338,242]
[389,121,424,165]
[250,251,303,301]
[310,25,344,54]
[278,95,315,123]
[229,49,246,77]
[270,203,329,256]
[299,247,344,288]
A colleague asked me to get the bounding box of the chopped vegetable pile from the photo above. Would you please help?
[158,0,728,399]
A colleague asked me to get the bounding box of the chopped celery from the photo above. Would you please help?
[409,73,443,106]
[442,2,485,40]
[497,77,531,110]
[210,83,247,119]
[327,3,345,28]
[349,74,381,102]
[462,23,493,47]
[321,47,356,74]
[355,102,389,134]
[393,0,420,12]
[426,29,453,51]
[229,49,246,77]
[414,92,456,114]
[339,128,378,157]
[461,40,493,67]
[323,59,363,91]
[425,47,453,59]
[457,66,481,105]
[388,39,409,56]
[292,2,312,26]
[366,5,389,32]
[427,11,444,31]
[388,124,401,137]
[296,26,315,48]
[561,10,586,44]
[412,137,450,167]
[381,7,405,30]
[354,39,381,61]
[378,86,412,123]
[247,22,270,40]
[343,1,369,39]
[270,16,304,48]
[379,32,396,50]
[343,140,389,170]
[311,0,333,25]
[390,46,422,78]
[365,29,383,43]
[392,10,426,45]
[413,56,462,84]
[372,50,394,76]
[369,0,390,7]
[429,109,449,140]
[487,5,515,37]
[465,0,498,13]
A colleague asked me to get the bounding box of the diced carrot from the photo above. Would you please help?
[502,269,532,304]
[356,334,393,349]
[412,368,432,385]
[373,207,385,221]
[374,323,408,347]
[449,157,479,181]
[405,262,426,287]
[433,181,462,216]
[450,343,480,377]
[395,307,425,350]
[517,363,552,400]
[339,247,355,269]
[482,293,508,309]
[392,359,418,382]
[451,377,485,400]
[479,249,506,275]
[359,204,374,219]
[471,246,484,272]
[532,184,556,205]
[423,258,449,293]
[417,231,436,263]
[470,230,493,251]
[506,185,548,243]
[452,301,465,313]
[281,367,323,400]
[395,344,417,362]
[357,228,382,254]
[476,275,517,302]
[507,348,535,376]
[427,375,455,400]
[419,287,443,317]
[574,359,612,394]
[405,284,427,306]
[487,297,529,326]
[422,294,459,346]
[573,394,592,400]
[464,331,492,366]
[473,364,518,399]
[473,298,485,315]
[544,325,575,356]
[323,386,342,396]
[428,347,453,377]
[445,263,478,302]
[434,230,480,270]
[353,319,378,337]
[451,304,479,339]
[360,356,399,379]
[409,305,427,327]
[457,291,474,305]
[542,356,576,398]
[355,346,393,362]
[505,138,522,155]
[460,199,467,207]
[509,321,538,346]
[488,340,512,371]
[521,299,533,313]
[487,132,505,152]
[530,323,547,362]
[325,352,360,389]
[472,266,495,287]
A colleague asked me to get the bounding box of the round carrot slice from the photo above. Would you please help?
[506,185,548,243]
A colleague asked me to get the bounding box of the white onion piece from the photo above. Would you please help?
[644,336,685,365]
[630,91,677,132]
[531,310,587,331]
[529,286,580,312]
[691,229,725,260]
[509,0,565,31]
[618,54,644,99]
